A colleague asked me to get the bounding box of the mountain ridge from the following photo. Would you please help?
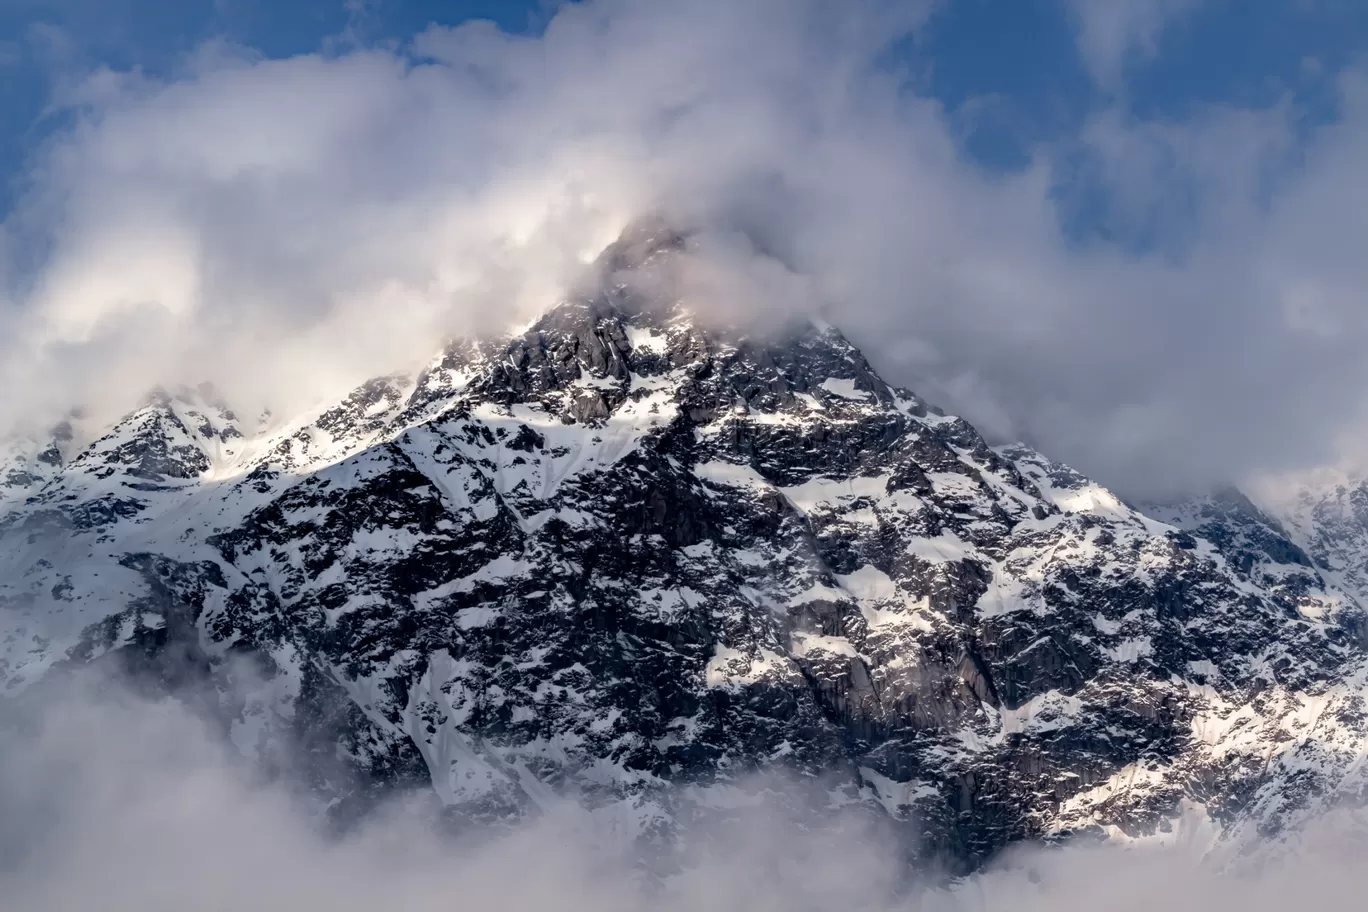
[5,225,1368,874]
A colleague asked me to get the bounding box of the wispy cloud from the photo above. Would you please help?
[1063,0,1203,88]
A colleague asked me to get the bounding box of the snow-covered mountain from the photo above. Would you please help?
[5,222,1368,873]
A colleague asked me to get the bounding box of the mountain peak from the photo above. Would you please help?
[595,213,691,274]
[8,241,1368,876]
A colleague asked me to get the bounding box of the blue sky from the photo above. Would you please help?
[5,0,1368,493]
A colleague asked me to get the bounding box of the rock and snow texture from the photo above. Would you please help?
[5,223,1368,872]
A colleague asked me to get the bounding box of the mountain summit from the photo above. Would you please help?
[4,226,1368,873]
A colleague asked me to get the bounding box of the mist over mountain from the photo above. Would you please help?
[6,0,1368,497]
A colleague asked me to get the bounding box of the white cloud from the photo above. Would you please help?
[2,0,1368,496]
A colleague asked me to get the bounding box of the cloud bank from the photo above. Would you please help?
[3,0,1368,496]
[5,672,1368,910]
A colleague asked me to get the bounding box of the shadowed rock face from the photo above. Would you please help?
[6,226,1368,874]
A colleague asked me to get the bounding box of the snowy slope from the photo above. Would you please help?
[1248,468,1368,615]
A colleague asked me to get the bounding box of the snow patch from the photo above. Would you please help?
[626,325,667,353]
[819,377,870,400]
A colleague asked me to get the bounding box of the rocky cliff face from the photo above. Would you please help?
[5,224,1368,874]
